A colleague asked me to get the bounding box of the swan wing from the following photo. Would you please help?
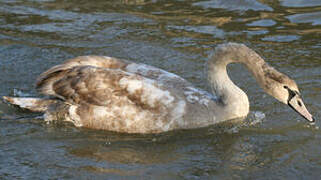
[37,65,177,108]
[36,56,128,95]
[36,55,191,96]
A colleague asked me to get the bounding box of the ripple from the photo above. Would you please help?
[247,19,276,27]
[287,12,321,26]
[280,0,321,7]
[168,25,225,38]
[261,35,300,42]
[245,30,269,36]
[0,5,152,38]
[193,0,273,11]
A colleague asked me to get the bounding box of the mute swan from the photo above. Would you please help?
[3,43,314,133]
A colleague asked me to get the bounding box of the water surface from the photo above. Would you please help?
[0,0,320,179]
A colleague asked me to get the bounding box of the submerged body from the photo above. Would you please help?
[3,43,314,133]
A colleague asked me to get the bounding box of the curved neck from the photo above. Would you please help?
[207,43,266,120]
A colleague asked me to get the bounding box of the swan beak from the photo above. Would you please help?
[288,95,314,123]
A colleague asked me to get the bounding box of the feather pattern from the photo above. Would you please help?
[34,56,196,133]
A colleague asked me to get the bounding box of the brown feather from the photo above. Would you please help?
[36,56,129,96]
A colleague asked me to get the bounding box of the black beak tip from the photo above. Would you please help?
[308,116,315,124]
[311,117,315,123]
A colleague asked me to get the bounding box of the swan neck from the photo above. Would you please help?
[207,43,267,120]
[209,43,267,90]
[208,62,250,120]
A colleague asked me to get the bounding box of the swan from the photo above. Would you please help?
[3,43,314,133]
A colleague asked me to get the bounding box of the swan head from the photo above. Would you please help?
[262,65,314,123]
[209,42,314,122]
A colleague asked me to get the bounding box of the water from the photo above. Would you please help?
[0,0,320,179]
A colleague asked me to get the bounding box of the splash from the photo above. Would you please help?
[11,88,33,97]
[304,122,319,130]
[247,111,266,126]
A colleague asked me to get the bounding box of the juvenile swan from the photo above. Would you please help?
[3,43,314,133]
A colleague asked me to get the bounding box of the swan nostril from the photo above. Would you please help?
[297,100,302,107]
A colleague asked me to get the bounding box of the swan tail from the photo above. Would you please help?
[2,96,57,112]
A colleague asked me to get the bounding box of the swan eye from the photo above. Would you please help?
[283,85,288,89]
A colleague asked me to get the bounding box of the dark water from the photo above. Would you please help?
[0,0,320,179]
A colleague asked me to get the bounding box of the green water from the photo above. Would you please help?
[0,0,320,179]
